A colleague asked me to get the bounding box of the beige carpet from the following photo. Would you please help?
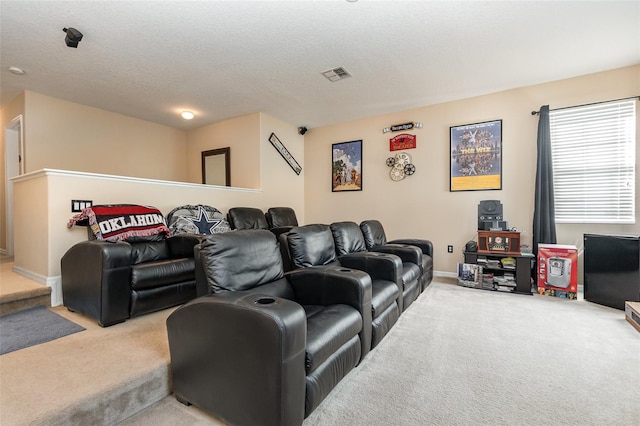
[2,279,638,425]
[302,283,639,425]
[0,261,51,315]
[124,280,640,426]
[0,306,175,425]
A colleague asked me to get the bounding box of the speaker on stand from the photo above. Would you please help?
[478,200,506,230]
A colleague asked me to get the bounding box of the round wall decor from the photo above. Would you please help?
[385,152,416,181]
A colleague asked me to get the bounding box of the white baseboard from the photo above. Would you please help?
[434,270,458,279]
[11,265,62,307]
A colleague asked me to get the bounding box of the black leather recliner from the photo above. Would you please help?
[227,206,269,230]
[228,206,293,237]
[61,233,201,327]
[266,206,299,229]
[331,221,423,313]
[360,220,434,291]
[353,221,424,310]
[166,229,372,426]
[280,223,404,349]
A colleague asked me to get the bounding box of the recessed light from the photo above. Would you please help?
[9,66,25,75]
[181,111,195,120]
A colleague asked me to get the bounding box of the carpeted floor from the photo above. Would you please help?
[0,305,85,355]
[0,259,52,315]
[123,280,640,426]
[0,305,174,426]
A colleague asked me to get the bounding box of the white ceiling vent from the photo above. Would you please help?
[322,67,352,82]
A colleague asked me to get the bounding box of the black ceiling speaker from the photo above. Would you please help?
[63,27,83,48]
[298,127,308,136]
[478,200,504,230]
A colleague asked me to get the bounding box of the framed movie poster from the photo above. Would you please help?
[332,140,362,192]
[450,119,502,192]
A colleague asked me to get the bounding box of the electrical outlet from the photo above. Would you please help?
[447,245,453,253]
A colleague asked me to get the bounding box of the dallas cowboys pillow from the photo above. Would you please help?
[166,204,231,235]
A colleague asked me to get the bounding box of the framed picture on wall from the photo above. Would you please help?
[269,132,302,175]
[332,140,362,192]
[450,119,502,192]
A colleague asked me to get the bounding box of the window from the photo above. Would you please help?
[550,99,636,224]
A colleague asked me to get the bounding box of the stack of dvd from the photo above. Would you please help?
[481,273,495,290]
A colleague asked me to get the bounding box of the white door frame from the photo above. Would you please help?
[4,114,24,256]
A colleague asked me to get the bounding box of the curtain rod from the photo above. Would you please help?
[531,95,640,115]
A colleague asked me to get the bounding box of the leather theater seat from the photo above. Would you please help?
[360,219,434,292]
[360,220,433,310]
[166,229,372,426]
[265,206,299,235]
[61,233,202,327]
[280,223,404,349]
[227,206,269,230]
[228,206,298,237]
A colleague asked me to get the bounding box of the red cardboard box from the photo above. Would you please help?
[537,244,578,299]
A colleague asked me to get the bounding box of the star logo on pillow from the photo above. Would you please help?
[186,206,222,234]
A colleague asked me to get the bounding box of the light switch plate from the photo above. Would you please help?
[71,199,93,212]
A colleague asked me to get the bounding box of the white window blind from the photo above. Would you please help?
[550,99,636,224]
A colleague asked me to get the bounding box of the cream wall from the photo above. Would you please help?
[0,92,25,252]
[13,173,48,276]
[23,91,188,181]
[303,66,640,277]
[1,89,301,257]
[186,113,261,188]
[5,65,639,294]
[259,113,305,209]
[11,113,305,277]
[11,111,305,305]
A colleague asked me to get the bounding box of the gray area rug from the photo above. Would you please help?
[0,305,85,355]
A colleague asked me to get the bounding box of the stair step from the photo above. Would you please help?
[0,306,173,425]
[0,262,52,316]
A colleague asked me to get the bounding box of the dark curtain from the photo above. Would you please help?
[532,105,557,260]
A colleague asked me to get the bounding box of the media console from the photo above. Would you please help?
[463,251,534,295]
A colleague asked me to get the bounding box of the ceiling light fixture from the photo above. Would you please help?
[181,111,195,120]
[8,66,25,75]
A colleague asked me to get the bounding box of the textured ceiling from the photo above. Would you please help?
[1,1,639,130]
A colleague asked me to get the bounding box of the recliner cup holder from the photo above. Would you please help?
[255,297,276,305]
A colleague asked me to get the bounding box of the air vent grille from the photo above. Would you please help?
[322,67,352,82]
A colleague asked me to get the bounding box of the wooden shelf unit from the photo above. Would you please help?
[463,251,534,295]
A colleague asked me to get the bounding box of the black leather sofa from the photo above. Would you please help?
[280,223,405,348]
[166,230,372,425]
[61,233,202,327]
